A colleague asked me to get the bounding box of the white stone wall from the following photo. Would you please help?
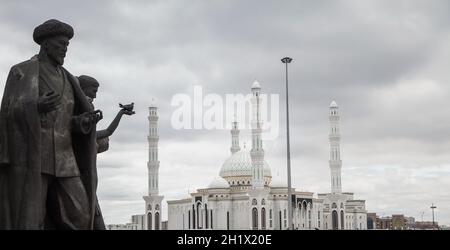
[231,200,249,229]
[167,189,366,231]
[271,198,288,230]
[312,201,324,229]
[294,200,314,230]
[214,200,232,230]
[168,202,191,230]
[349,212,367,230]
[320,194,368,230]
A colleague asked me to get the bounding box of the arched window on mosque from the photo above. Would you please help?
[155,212,160,230]
[188,210,191,229]
[261,199,266,206]
[269,209,273,228]
[252,199,257,206]
[252,208,258,230]
[148,204,152,211]
[210,210,213,229]
[332,210,338,230]
[205,204,208,229]
[279,211,282,230]
[155,204,160,211]
[147,212,152,230]
[318,211,321,228]
[332,203,337,209]
[192,205,196,229]
[261,208,266,230]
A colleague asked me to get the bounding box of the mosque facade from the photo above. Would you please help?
[162,81,367,230]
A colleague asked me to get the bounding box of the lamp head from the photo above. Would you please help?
[281,57,293,63]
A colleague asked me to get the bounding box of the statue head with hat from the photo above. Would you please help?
[33,19,74,66]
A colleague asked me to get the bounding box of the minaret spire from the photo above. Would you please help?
[230,114,240,154]
[329,100,342,194]
[143,98,164,230]
[250,80,265,188]
[148,100,160,195]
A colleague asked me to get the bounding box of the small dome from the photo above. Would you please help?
[330,100,338,108]
[271,176,287,188]
[251,80,261,89]
[208,177,230,189]
[219,148,272,184]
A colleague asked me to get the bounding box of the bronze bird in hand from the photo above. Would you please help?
[119,102,135,115]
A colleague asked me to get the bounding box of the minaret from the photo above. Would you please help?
[230,116,240,154]
[148,102,159,196]
[329,100,342,194]
[250,80,265,188]
[143,99,164,230]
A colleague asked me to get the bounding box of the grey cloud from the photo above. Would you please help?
[1,0,450,225]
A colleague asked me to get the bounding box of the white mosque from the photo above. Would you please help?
[117,81,367,230]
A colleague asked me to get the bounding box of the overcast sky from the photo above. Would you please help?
[1,0,449,226]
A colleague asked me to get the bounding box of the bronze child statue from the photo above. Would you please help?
[77,75,135,230]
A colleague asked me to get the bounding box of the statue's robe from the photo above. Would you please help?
[0,56,98,229]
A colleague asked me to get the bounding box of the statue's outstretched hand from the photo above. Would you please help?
[122,110,135,115]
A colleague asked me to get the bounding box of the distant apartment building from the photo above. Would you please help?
[367,213,441,230]
[392,214,410,230]
[414,221,439,230]
[107,214,145,230]
[107,217,168,230]
[405,216,415,229]
[367,213,377,229]
[379,217,392,229]
[107,224,139,230]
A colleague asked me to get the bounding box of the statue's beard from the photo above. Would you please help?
[48,53,65,66]
[54,56,64,66]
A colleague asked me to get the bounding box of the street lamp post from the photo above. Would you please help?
[431,203,437,229]
[281,57,293,230]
